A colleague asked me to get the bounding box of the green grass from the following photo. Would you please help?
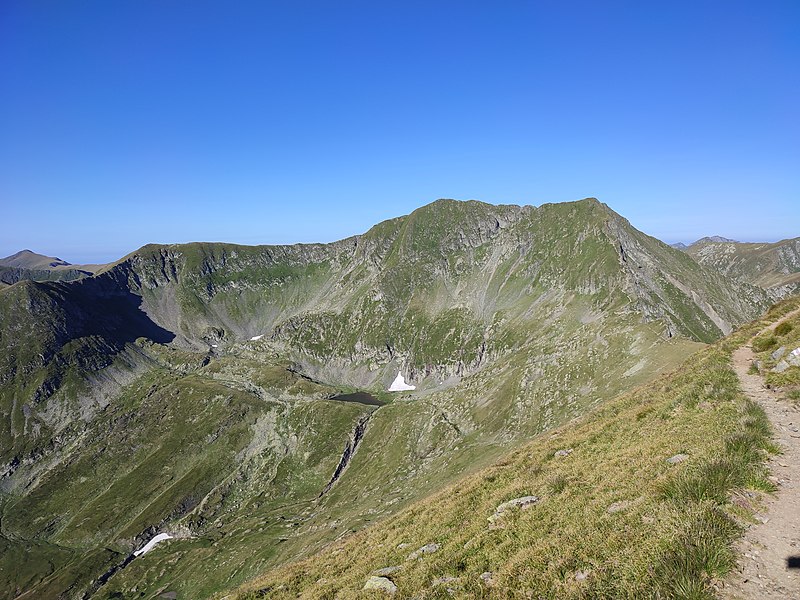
[749,299,800,393]
[229,301,792,600]
[752,334,778,353]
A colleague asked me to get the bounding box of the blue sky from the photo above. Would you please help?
[1,1,798,263]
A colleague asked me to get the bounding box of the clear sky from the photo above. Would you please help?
[1,1,798,264]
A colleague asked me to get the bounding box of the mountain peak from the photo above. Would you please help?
[0,249,71,269]
[693,236,739,245]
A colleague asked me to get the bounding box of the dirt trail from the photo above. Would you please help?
[722,311,800,599]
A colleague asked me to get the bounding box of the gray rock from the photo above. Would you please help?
[607,500,631,513]
[574,570,590,581]
[666,453,689,464]
[363,576,398,594]
[554,448,573,458]
[788,355,800,367]
[488,495,539,525]
[772,360,790,373]
[408,542,440,560]
[374,566,402,576]
[480,571,495,586]
[771,346,787,361]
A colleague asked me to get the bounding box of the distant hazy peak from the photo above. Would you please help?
[693,236,739,245]
[0,249,71,269]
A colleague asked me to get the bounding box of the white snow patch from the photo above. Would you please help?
[388,371,415,392]
[210,344,218,348]
[249,334,264,341]
[133,533,173,557]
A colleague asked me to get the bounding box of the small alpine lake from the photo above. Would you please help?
[329,391,385,406]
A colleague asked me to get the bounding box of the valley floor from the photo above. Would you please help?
[722,310,800,599]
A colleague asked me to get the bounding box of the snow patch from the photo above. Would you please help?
[249,334,264,341]
[388,371,415,392]
[133,533,173,557]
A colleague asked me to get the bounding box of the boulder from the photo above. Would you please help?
[408,542,440,560]
[607,500,631,513]
[363,576,398,594]
[488,495,539,525]
[374,566,402,576]
[771,346,787,361]
[666,453,688,464]
[772,360,790,373]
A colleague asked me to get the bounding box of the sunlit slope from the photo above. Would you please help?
[0,198,770,598]
[231,298,800,600]
[685,236,800,300]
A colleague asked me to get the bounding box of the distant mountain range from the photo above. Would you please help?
[0,198,792,598]
[0,250,104,287]
[673,236,800,300]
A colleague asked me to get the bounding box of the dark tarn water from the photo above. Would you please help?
[330,392,384,406]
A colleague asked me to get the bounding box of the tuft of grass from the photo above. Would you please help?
[774,321,793,336]
[653,507,740,599]
[752,334,778,353]
[546,474,568,495]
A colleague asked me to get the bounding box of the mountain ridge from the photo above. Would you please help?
[0,197,776,598]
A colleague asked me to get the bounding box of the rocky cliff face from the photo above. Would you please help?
[0,198,772,598]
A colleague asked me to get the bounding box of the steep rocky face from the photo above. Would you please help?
[88,199,765,371]
[684,237,800,300]
[0,198,772,598]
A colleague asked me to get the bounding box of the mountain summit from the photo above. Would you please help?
[0,249,71,269]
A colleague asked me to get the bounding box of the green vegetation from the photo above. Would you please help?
[749,300,800,395]
[752,334,778,352]
[232,305,788,599]
[0,199,780,598]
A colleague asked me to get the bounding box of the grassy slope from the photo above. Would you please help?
[749,306,800,399]
[232,298,800,600]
